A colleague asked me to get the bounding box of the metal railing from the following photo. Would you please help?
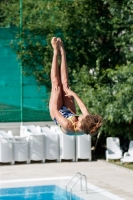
[66,172,88,199]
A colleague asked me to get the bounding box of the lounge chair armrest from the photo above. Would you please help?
[123,152,130,157]
[118,149,123,156]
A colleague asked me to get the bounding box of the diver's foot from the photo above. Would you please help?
[57,38,65,55]
[51,37,59,53]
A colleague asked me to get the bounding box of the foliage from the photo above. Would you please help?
[0,0,8,24]
[73,64,133,139]
[1,0,133,138]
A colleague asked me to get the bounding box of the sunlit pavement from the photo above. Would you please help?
[0,160,133,200]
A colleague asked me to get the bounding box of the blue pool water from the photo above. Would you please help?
[0,185,83,200]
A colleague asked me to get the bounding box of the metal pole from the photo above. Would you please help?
[66,172,81,192]
[20,0,22,34]
[94,132,101,154]
[20,0,23,124]
[81,175,88,193]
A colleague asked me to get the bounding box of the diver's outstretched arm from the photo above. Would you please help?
[65,87,90,115]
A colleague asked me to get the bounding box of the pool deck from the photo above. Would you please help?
[0,160,132,200]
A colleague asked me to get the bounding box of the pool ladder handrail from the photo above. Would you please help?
[66,172,88,199]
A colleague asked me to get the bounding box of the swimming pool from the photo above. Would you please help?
[0,185,82,200]
[0,177,125,200]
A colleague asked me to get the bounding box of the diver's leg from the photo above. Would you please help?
[58,38,76,114]
[49,37,63,119]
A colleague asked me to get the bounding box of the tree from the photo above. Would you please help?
[1,0,133,138]
[1,0,132,85]
[0,0,9,25]
[72,63,133,139]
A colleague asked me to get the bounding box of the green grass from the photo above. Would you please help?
[108,159,133,170]
[93,150,133,171]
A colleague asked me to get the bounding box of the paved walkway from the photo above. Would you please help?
[0,160,133,200]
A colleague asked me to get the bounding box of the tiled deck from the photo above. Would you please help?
[0,160,132,200]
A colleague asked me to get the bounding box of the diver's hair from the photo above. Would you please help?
[81,114,102,136]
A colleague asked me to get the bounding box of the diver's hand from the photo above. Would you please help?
[64,87,76,97]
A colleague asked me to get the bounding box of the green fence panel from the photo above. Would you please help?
[0,28,51,122]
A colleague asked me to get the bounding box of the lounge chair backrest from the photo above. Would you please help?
[0,130,13,138]
[26,125,37,134]
[128,140,133,156]
[41,127,51,133]
[107,137,121,154]
[26,125,42,135]
[0,130,7,137]
[14,136,27,143]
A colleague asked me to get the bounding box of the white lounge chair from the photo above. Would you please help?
[41,126,59,162]
[13,136,29,164]
[121,140,133,164]
[76,134,91,162]
[56,128,75,162]
[50,125,61,132]
[0,130,14,165]
[20,125,45,163]
[0,130,13,138]
[24,125,41,135]
[106,137,122,161]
